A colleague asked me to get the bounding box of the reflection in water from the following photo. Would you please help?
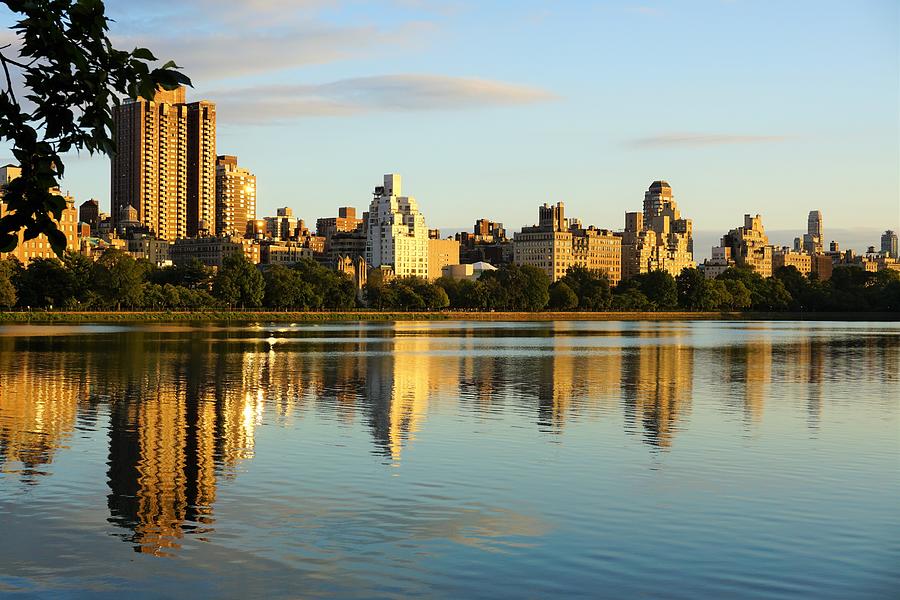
[622,333,694,448]
[1,323,898,558]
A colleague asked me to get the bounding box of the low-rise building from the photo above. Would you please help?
[428,238,460,280]
[441,261,498,281]
[773,248,812,276]
[0,165,80,265]
[126,235,172,267]
[170,236,259,267]
[259,240,313,266]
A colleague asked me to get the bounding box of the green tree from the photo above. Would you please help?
[610,288,651,310]
[150,258,212,290]
[93,249,146,309]
[559,265,611,310]
[695,279,732,311]
[620,270,677,310]
[292,258,356,309]
[723,279,751,310]
[676,267,706,310]
[480,264,550,311]
[264,265,318,309]
[63,251,98,307]
[0,258,16,308]
[0,0,190,255]
[14,257,74,308]
[548,281,578,310]
[212,252,264,308]
[417,280,450,310]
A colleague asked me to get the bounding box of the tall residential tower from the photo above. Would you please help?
[110,86,216,239]
[620,181,694,279]
[365,174,429,278]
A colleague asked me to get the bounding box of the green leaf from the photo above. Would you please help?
[132,47,157,61]
[47,228,68,257]
[0,234,18,253]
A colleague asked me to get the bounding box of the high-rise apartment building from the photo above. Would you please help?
[365,174,429,278]
[881,230,898,258]
[513,202,622,284]
[215,155,256,237]
[619,181,694,279]
[716,214,774,277]
[110,86,216,240]
[185,101,216,237]
[802,210,824,254]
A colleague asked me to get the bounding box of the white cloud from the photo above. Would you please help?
[627,133,791,147]
[212,74,557,122]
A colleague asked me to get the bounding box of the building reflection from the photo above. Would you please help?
[0,337,87,482]
[621,332,694,449]
[106,336,269,555]
[3,323,898,557]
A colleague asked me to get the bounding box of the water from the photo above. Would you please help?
[0,320,897,599]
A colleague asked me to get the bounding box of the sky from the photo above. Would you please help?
[1,0,898,254]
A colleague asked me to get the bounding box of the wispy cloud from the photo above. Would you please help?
[627,133,792,148]
[103,0,438,83]
[113,21,435,83]
[630,6,663,17]
[213,74,557,123]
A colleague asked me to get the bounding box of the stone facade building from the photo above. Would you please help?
[514,202,621,284]
[619,181,694,280]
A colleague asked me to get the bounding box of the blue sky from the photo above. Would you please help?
[2,0,898,251]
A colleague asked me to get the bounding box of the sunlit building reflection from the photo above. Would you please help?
[0,345,85,482]
[106,341,265,555]
[621,334,694,448]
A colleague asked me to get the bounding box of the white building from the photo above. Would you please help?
[365,174,429,278]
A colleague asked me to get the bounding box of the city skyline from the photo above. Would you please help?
[0,1,896,239]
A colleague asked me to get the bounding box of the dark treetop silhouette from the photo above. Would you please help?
[0,0,190,256]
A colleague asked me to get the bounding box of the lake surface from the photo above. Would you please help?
[0,320,897,599]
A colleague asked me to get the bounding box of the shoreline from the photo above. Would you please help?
[0,310,897,323]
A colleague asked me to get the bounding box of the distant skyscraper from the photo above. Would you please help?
[803,210,824,254]
[882,230,898,258]
[365,174,429,278]
[215,155,256,237]
[110,87,216,239]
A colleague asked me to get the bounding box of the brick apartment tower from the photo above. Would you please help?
[111,86,216,239]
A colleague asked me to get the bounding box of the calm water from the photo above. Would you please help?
[0,320,897,599]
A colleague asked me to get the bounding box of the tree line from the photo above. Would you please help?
[0,250,897,312]
[0,251,356,311]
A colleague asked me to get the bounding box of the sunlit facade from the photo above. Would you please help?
[619,181,695,280]
[365,174,430,278]
[111,86,216,239]
[215,155,256,237]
